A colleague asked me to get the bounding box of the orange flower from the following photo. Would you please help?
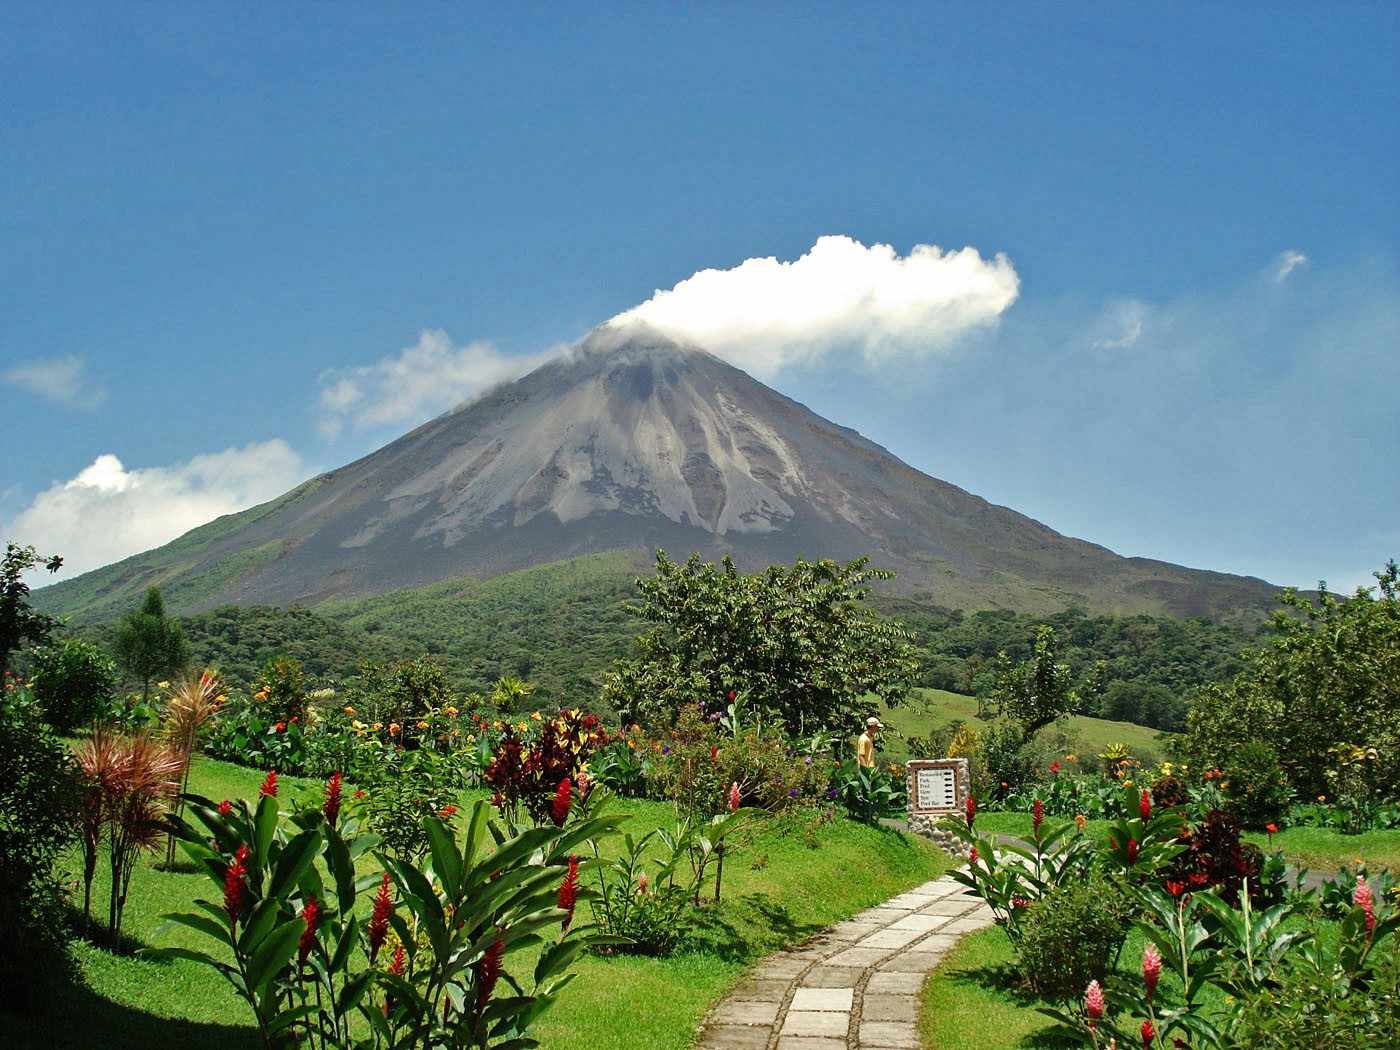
[388,722,400,736]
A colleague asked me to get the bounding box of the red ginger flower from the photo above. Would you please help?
[729,781,741,813]
[969,845,978,864]
[1032,798,1044,833]
[368,873,393,961]
[323,771,342,827]
[965,794,977,829]
[552,777,572,827]
[558,855,579,931]
[218,799,233,817]
[1265,822,1279,835]
[298,896,321,969]
[259,770,278,797]
[1139,790,1152,822]
[1355,876,1377,934]
[1142,942,1161,1000]
[388,944,406,975]
[726,690,736,702]
[1127,838,1139,865]
[1084,979,1105,1025]
[1049,760,1062,775]
[1165,879,1186,898]
[223,845,251,924]
[438,805,458,818]
[273,721,286,734]
[1141,1018,1156,1047]
[475,937,504,1007]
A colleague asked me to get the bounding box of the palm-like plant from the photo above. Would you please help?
[161,670,224,865]
[74,728,184,942]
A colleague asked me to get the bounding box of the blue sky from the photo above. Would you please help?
[3,4,1397,593]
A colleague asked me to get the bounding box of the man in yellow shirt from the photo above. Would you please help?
[856,716,882,769]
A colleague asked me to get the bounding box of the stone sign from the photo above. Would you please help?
[905,757,970,856]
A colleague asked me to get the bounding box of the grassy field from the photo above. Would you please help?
[880,687,1165,763]
[7,755,951,1050]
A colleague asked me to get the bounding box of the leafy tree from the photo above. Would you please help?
[490,673,534,714]
[28,638,120,733]
[112,587,189,701]
[988,625,1076,743]
[601,552,919,737]
[0,543,63,679]
[1184,560,1400,798]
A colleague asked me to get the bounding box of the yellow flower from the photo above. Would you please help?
[466,734,476,743]
[157,680,170,690]
[372,722,383,731]
[530,711,543,721]
[352,720,366,730]
[516,722,528,733]
[416,720,429,730]
[344,706,355,716]
[445,706,458,717]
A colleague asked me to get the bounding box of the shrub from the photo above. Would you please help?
[1162,808,1269,906]
[28,638,119,733]
[1222,741,1293,829]
[356,744,467,860]
[830,759,903,823]
[0,689,80,1012]
[1232,950,1400,1050]
[484,708,608,825]
[1016,874,1134,1000]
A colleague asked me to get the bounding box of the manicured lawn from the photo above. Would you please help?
[1243,825,1400,874]
[7,755,952,1050]
[881,688,1164,763]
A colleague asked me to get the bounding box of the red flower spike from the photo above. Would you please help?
[558,855,579,932]
[218,799,233,817]
[475,937,505,1007]
[1084,979,1105,1024]
[969,845,978,864]
[965,794,976,829]
[368,873,393,961]
[1165,879,1186,898]
[298,896,321,970]
[1142,943,1161,1001]
[388,944,406,975]
[1127,838,1139,865]
[1141,1018,1156,1047]
[1355,876,1377,934]
[552,777,572,827]
[223,845,251,925]
[323,771,343,827]
[1139,790,1152,822]
[729,781,741,813]
[1032,798,1044,834]
[259,770,278,798]
[726,690,736,703]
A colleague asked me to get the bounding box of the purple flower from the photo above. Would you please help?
[789,788,799,798]
[826,787,838,800]
[661,746,670,755]
[804,756,812,766]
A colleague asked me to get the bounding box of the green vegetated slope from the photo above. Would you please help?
[5,754,951,1050]
[880,687,1164,762]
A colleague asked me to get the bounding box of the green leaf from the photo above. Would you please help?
[267,827,323,900]
[253,793,278,867]
[138,945,234,975]
[238,897,282,955]
[425,816,463,898]
[245,918,301,996]
[154,911,230,945]
[324,825,357,913]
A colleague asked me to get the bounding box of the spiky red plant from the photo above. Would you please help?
[323,771,343,827]
[965,794,977,829]
[298,896,321,969]
[1142,943,1161,1001]
[551,777,572,827]
[1141,1018,1156,1047]
[558,855,580,932]
[1084,979,1104,1029]
[1355,876,1377,935]
[1032,798,1044,834]
[729,781,741,813]
[475,937,505,1008]
[368,872,394,961]
[1139,790,1152,822]
[260,769,278,797]
[1127,838,1139,865]
[224,845,251,925]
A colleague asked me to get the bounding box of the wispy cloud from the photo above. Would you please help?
[3,441,306,581]
[315,329,553,439]
[610,234,1020,376]
[1272,249,1309,283]
[1090,300,1148,350]
[2,354,107,409]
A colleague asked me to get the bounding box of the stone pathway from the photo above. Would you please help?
[696,874,993,1050]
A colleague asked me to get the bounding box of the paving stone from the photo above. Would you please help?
[942,916,992,933]
[755,955,809,979]
[877,950,946,973]
[857,906,912,923]
[729,977,790,1001]
[790,987,854,1012]
[711,1000,782,1025]
[801,965,866,987]
[698,1023,772,1048]
[919,897,977,916]
[781,1010,850,1037]
[859,1019,920,1047]
[858,926,926,950]
[861,994,917,1022]
[824,946,888,969]
[827,919,882,940]
[865,970,925,995]
[777,1038,847,1050]
[889,912,946,932]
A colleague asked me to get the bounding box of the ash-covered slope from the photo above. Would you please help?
[36,326,1280,621]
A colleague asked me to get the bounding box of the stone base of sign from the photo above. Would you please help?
[906,813,971,858]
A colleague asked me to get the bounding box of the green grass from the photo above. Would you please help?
[7,754,952,1050]
[1243,825,1400,874]
[881,688,1164,763]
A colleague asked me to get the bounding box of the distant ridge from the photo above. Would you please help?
[35,324,1280,623]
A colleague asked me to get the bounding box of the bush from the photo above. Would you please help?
[1015,874,1134,1000]
[28,638,119,733]
[0,689,80,1012]
[1232,942,1400,1049]
[1222,741,1293,829]
[830,759,903,823]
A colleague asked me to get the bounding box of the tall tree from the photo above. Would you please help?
[989,624,1076,743]
[0,543,63,680]
[113,588,189,701]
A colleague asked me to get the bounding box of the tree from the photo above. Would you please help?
[0,543,63,680]
[989,625,1076,744]
[601,552,919,737]
[29,638,120,733]
[112,588,189,701]
[1184,560,1400,798]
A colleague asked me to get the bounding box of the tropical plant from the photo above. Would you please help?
[0,542,63,680]
[1017,873,1135,1000]
[112,587,190,701]
[830,759,903,824]
[148,783,623,1048]
[27,637,120,733]
[988,625,1077,743]
[161,669,225,866]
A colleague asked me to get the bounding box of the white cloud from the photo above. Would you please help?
[1090,300,1148,350]
[316,329,553,438]
[609,234,1020,376]
[1272,249,1309,283]
[3,441,306,581]
[2,354,107,409]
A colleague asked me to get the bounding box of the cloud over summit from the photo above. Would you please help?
[610,235,1020,376]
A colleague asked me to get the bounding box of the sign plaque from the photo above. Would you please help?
[906,757,968,817]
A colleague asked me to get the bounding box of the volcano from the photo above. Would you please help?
[36,325,1279,622]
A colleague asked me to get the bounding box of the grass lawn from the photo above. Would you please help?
[880,688,1164,763]
[7,755,952,1050]
[1243,825,1400,874]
